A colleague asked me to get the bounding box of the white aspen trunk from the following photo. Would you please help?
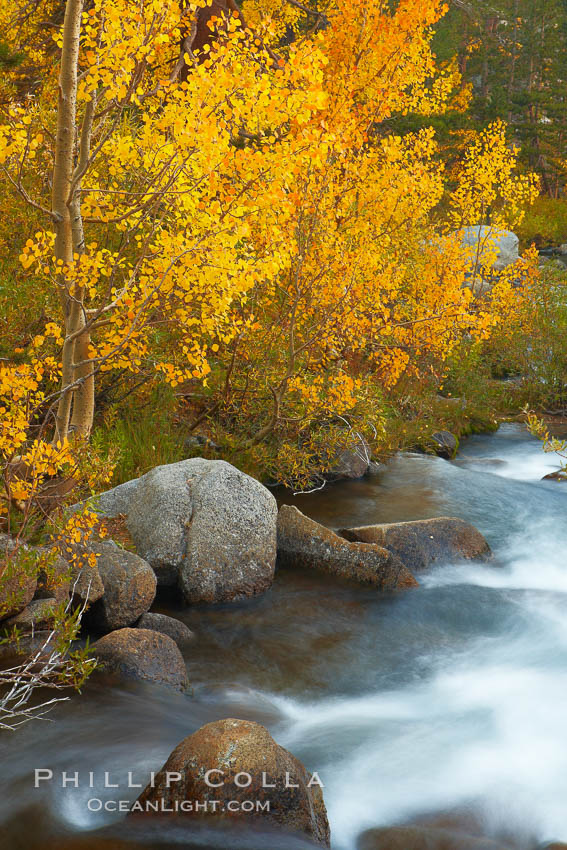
[69,97,97,438]
[53,0,85,445]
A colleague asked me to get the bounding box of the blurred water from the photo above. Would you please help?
[2,424,567,849]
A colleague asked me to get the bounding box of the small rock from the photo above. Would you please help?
[323,434,371,482]
[431,431,459,459]
[83,541,156,633]
[542,470,567,482]
[184,433,221,452]
[367,461,386,476]
[0,629,60,660]
[93,628,188,690]
[340,517,491,572]
[135,612,194,647]
[277,506,417,590]
[0,534,37,621]
[357,826,512,850]
[133,718,330,846]
[4,598,58,632]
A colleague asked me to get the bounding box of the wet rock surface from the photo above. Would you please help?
[134,718,330,847]
[135,612,194,646]
[542,470,567,482]
[277,505,417,590]
[340,517,491,571]
[83,541,156,633]
[430,431,459,460]
[93,627,188,690]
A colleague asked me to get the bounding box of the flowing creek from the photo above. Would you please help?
[2,423,567,849]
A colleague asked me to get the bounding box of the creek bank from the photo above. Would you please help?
[1,453,494,689]
[5,425,566,850]
[0,533,37,618]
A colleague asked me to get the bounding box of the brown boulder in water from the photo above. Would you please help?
[93,627,188,691]
[135,612,194,647]
[133,717,330,847]
[323,434,371,481]
[277,506,417,590]
[430,431,459,460]
[340,518,491,572]
[83,541,156,633]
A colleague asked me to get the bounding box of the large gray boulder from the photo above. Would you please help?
[341,517,491,572]
[93,628,188,690]
[457,225,519,272]
[96,459,278,604]
[277,506,417,590]
[83,541,156,633]
[133,718,330,846]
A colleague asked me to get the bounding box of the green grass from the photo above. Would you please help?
[517,196,567,249]
[92,385,187,486]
